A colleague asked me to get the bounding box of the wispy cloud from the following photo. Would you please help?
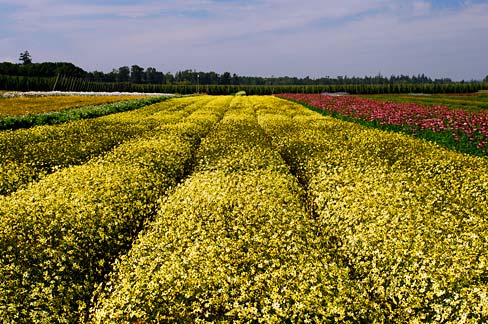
[0,0,487,80]
[412,1,432,16]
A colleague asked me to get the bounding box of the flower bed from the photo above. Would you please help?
[278,93,488,155]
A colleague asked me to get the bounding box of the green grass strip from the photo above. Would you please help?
[281,97,487,156]
[0,97,207,196]
[0,96,173,130]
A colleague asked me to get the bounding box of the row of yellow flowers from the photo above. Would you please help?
[0,96,212,195]
[2,95,487,322]
[0,96,230,323]
[0,95,149,117]
[88,97,352,323]
[256,96,488,322]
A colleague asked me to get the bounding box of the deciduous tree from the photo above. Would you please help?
[130,65,144,84]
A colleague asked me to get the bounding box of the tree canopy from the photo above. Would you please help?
[1,58,485,86]
[19,51,32,65]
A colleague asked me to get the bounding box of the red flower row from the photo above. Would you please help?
[278,93,488,152]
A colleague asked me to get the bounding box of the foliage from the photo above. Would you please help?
[0,96,229,323]
[3,61,468,86]
[358,93,488,112]
[0,96,170,131]
[0,62,85,78]
[0,97,207,196]
[1,96,487,322]
[2,74,487,95]
[2,59,488,95]
[19,51,32,65]
[88,99,351,323]
[0,95,148,117]
[278,93,488,156]
[256,96,488,322]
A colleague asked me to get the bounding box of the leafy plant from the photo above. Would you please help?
[0,96,229,323]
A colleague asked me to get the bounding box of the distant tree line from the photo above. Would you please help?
[2,57,484,86]
[1,74,487,95]
[0,61,86,79]
[0,62,462,86]
[1,52,487,93]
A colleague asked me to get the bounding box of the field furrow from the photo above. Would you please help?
[0,95,150,117]
[2,95,487,323]
[256,96,488,322]
[87,97,352,323]
[0,96,212,196]
[0,96,231,323]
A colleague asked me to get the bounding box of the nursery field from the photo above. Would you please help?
[0,95,149,117]
[0,96,487,323]
[0,95,171,131]
[359,93,488,112]
[279,93,488,156]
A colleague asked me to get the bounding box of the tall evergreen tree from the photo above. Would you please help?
[19,51,32,65]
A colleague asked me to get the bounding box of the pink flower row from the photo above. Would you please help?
[278,93,488,151]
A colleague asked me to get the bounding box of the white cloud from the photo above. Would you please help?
[0,38,18,63]
[0,57,15,63]
[1,0,487,79]
[412,1,432,16]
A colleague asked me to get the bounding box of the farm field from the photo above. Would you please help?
[279,93,488,156]
[0,94,150,117]
[0,95,171,131]
[0,96,487,323]
[359,92,488,111]
[0,96,210,195]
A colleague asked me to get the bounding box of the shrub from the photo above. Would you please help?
[88,98,353,323]
[0,96,230,323]
[0,97,210,195]
[256,96,488,322]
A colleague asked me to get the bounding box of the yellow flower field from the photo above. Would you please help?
[0,96,212,195]
[0,96,487,323]
[255,96,488,322]
[0,95,149,117]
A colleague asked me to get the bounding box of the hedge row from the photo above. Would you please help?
[0,95,171,131]
[255,96,488,322]
[0,95,149,117]
[87,97,352,323]
[1,73,487,94]
[0,96,209,196]
[0,96,231,323]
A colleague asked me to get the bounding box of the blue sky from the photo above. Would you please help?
[0,0,487,80]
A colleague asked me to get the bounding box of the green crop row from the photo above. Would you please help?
[358,93,488,112]
[0,96,231,323]
[2,73,488,95]
[255,96,488,322]
[0,96,213,196]
[87,97,353,323]
[0,96,172,131]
